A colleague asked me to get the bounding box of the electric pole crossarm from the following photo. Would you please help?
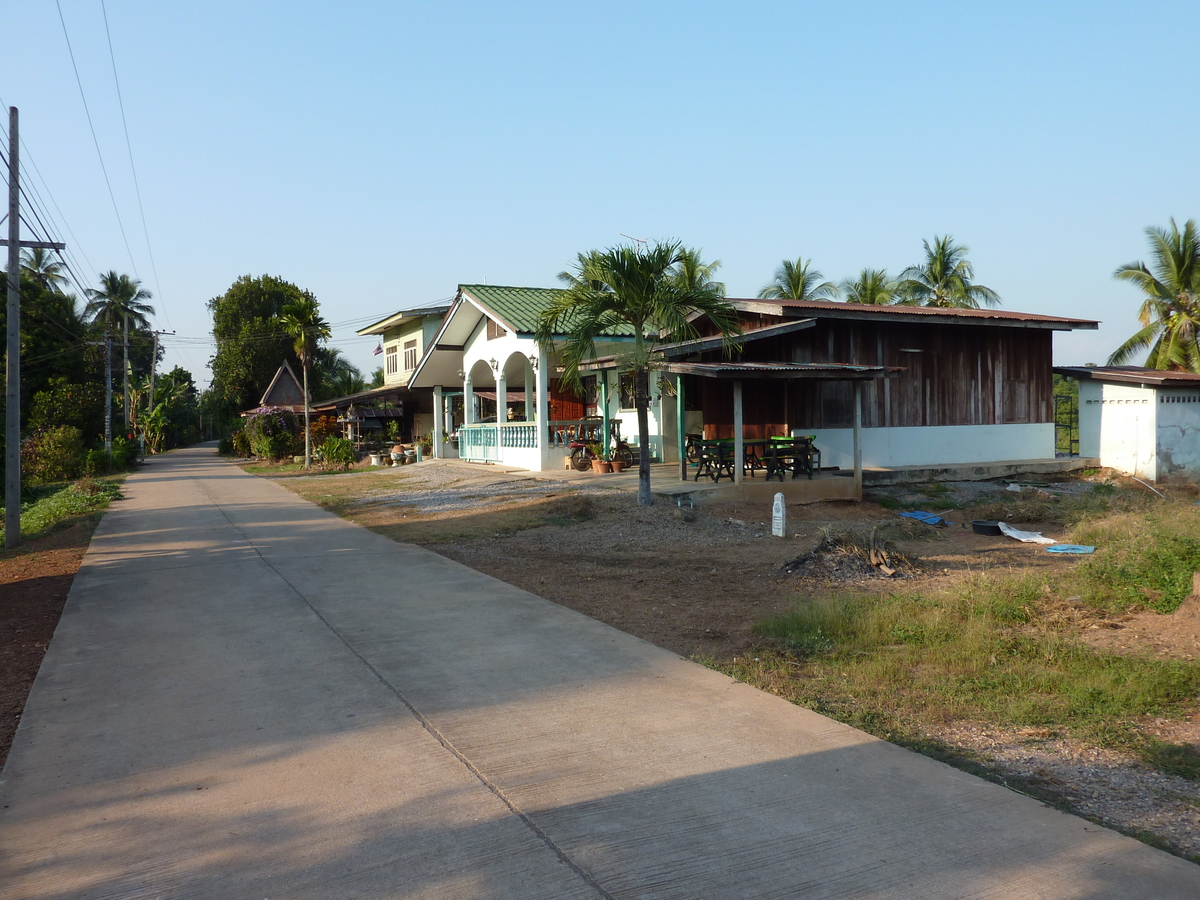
[0,240,65,249]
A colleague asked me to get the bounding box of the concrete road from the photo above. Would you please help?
[2,447,1198,899]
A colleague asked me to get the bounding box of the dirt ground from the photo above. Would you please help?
[0,519,97,767]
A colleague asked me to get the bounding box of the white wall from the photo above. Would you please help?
[1156,387,1200,480]
[802,423,1055,469]
[1088,382,1158,480]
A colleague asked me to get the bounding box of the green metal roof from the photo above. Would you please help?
[458,284,638,338]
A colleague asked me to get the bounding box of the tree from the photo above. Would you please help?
[671,247,724,294]
[756,258,838,302]
[278,295,331,466]
[538,241,742,506]
[1108,218,1200,372]
[313,347,366,399]
[20,247,68,293]
[840,268,897,305]
[85,271,155,428]
[896,236,1000,308]
[207,275,313,424]
[370,367,385,388]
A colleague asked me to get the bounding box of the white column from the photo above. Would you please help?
[496,366,507,423]
[463,372,474,424]
[535,351,549,466]
[525,365,534,421]
[432,387,444,458]
[733,380,744,486]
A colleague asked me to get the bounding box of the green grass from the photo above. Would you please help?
[721,558,1200,782]
[1067,504,1200,613]
[0,478,124,542]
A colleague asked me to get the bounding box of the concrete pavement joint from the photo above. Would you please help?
[199,480,616,900]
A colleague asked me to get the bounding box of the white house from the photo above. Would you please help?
[407,284,664,470]
[1056,366,1200,482]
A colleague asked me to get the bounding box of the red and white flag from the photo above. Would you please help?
[372,343,383,356]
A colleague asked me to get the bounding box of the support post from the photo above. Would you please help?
[600,374,610,453]
[534,351,549,467]
[104,335,113,461]
[677,374,687,481]
[463,372,474,424]
[524,366,534,422]
[853,380,863,499]
[733,380,744,487]
[5,108,19,548]
[432,386,444,458]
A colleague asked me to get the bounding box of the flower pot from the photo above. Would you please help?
[591,459,613,474]
[610,460,626,473]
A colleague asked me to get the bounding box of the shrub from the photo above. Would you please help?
[21,426,86,484]
[217,437,234,456]
[110,436,134,472]
[242,408,301,459]
[307,415,339,447]
[319,436,355,470]
[231,430,252,458]
[83,449,109,475]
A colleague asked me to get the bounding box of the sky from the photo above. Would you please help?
[5,1,1199,389]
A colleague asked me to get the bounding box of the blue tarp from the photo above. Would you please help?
[1046,544,1096,554]
[899,511,952,527]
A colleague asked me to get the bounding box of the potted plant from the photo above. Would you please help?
[610,452,626,473]
[587,443,612,473]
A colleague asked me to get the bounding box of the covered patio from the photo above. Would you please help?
[662,361,899,503]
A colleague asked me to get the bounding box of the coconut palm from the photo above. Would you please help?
[277,294,332,466]
[1108,218,1200,372]
[538,241,742,506]
[85,272,155,427]
[840,268,898,305]
[756,258,838,302]
[896,235,1000,308]
[671,247,725,295]
[20,247,68,292]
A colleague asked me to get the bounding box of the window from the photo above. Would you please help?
[619,373,637,410]
[385,345,398,376]
[487,319,506,340]
[403,339,418,371]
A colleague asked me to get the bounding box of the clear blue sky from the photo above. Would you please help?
[6,1,1198,388]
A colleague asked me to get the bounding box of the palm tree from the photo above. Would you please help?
[840,268,897,305]
[756,258,838,302]
[671,247,725,294]
[370,367,385,388]
[1108,218,1200,372]
[277,294,331,466]
[21,247,68,292]
[538,241,742,506]
[896,235,1000,308]
[85,272,154,428]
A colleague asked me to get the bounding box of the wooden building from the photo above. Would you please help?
[675,299,1098,470]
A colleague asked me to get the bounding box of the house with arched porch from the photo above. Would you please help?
[407,284,1101,494]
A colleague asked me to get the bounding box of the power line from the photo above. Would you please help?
[100,0,168,328]
[55,0,140,282]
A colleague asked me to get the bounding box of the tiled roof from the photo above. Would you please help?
[458,285,638,337]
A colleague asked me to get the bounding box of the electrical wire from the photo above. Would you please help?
[100,0,168,328]
[55,0,140,281]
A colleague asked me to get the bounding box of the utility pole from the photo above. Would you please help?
[3,107,64,550]
[104,335,113,464]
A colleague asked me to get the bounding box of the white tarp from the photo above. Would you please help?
[998,522,1057,545]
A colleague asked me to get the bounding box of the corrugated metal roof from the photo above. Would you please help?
[731,298,1098,330]
[1054,365,1200,385]
[662,361,900,380]
[459,284,639,337]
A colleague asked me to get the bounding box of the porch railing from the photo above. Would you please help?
[456,424,499,461]
[546,418,605,449]
[457,419,606,461]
